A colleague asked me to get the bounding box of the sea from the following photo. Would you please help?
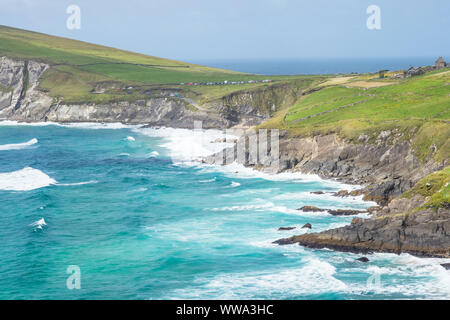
[191,57,449,75]
[0,121,449,299]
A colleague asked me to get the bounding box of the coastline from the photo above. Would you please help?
[1,120,449,300]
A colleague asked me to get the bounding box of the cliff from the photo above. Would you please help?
[205,130,449,258]
[0,56,310,129]
[205,131,446,204]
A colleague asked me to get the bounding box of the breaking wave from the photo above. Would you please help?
[0,138,38,151]
[0,167,56,191]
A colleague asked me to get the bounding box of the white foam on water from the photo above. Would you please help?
[199,177,216,183]
[0,120,60,127]
[57,180,98,186]
[274,191,377,207]
[119,153,131,157]
[0,138,38,151]
[148,151,159,158]
[169,257,347,299]
[337,253,450,299]
[62,122,140,130]
[29,218,46,230]
[134,127,236,164]
[200,162,360,191]
[230,181,241,188]
[126,136,135,141]
[207,201,303,215]
[0,167,56,191]
[0,120,141,130]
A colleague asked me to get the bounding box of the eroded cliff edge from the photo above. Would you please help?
[205,130,449,258]
[0,57,300,129]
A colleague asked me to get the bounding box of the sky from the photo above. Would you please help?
[1,0,449,61]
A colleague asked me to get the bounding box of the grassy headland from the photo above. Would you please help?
[0,25,319,104]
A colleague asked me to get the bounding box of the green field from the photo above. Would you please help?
[260,69,450,163]
[0,25,317,104]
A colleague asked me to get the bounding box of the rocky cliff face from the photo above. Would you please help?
[206,83,300,127]
[205,131,444,204]
[0,57,51,119]
[0,56,269,129]
[0,57,306,129]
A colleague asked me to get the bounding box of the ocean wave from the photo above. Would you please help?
[339,253,450,298]
[29,218,46,230]
[57,180,98,186]
[208,201,299,215]
[273,191,377,208]
[0,138,38,151]
[199,177,216,183]
[134,127,237,163]
[61,122,140,130]
[0,167,56,191]
[148,151,159,158]
[199,162,359,190]
[0,120,142,130]
[126,136,135,141]
[0,120,60,127]
[168,257,347,299]
[230,181,241,188]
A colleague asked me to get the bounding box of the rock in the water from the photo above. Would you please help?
[278,227,296,231]
[441,263,450,270]
[349,189,364,196]
[328,209,367,216]
[333,190,350,197]
[367,206,382,213]
[357,257,370,263]
[302,223,312,229]
[310,191,324,195]
[298,206,326,212]
[274,207,450,258]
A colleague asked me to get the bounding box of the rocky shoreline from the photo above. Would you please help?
[1,56,448,260]
[204,130,449,259]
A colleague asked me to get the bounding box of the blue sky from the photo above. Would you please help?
[1,0,449,61]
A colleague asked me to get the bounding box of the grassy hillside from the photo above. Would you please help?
[261,68,450,162]
[402,166,450,210]
[0,25,319,104]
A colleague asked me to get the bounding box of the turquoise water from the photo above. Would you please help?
[0,122,449,300]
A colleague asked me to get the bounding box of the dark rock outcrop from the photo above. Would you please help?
[298,206,326,212]
[302,223,312,229]
[278,227,296,231]
[328,209,367,216]
[274,207,450,258]
[441,263,450,270]
[357,257,370,263]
